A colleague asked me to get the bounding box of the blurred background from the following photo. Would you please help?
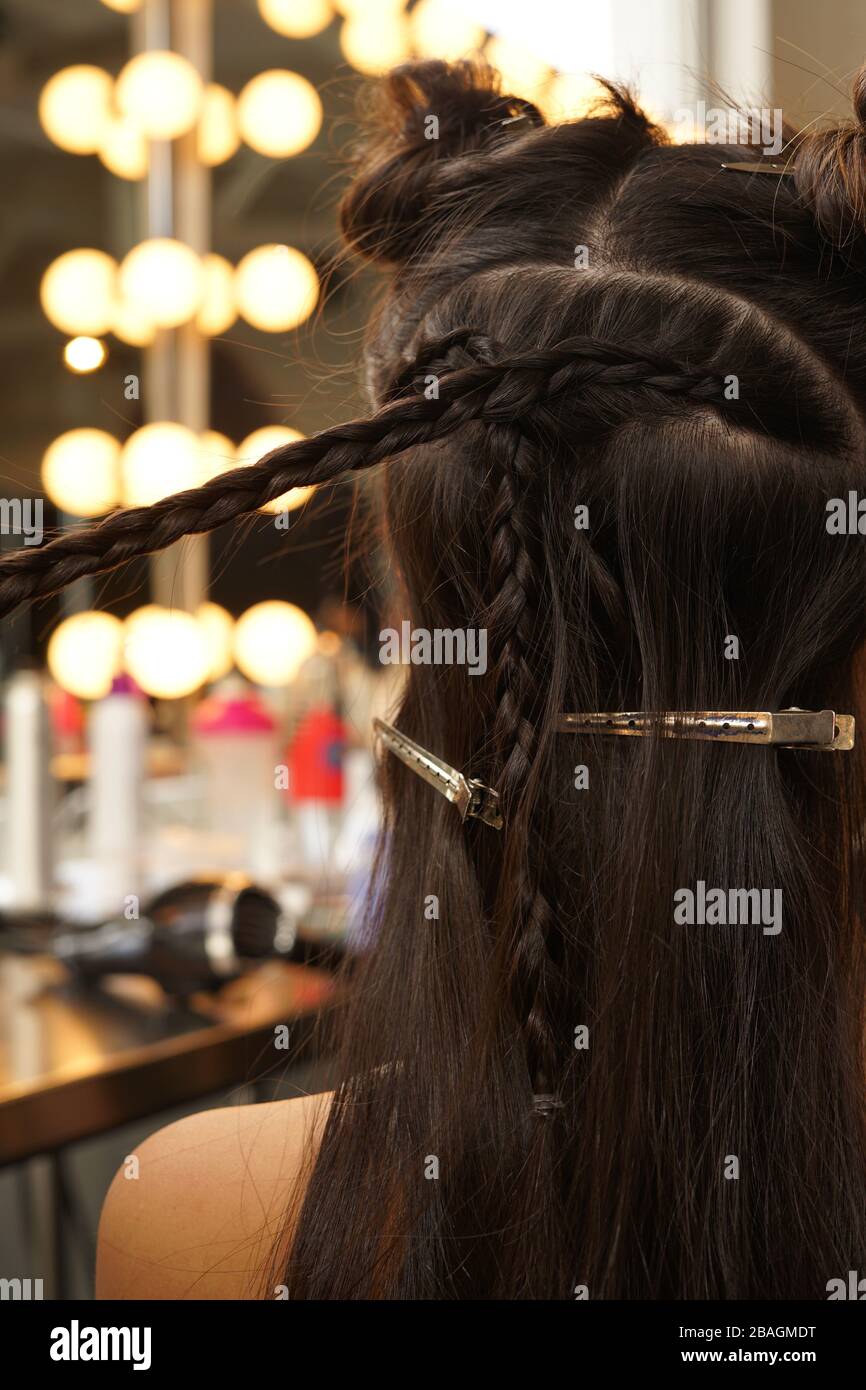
[0,0,861,1300]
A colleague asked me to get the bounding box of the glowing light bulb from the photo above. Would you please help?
[258,0,333,37]
[116,51,203,140]
[110,297,156,347]
[197,84,239,166]
[410,0,484,60]
[38,66,113,155]
[48,612,124,700]
[99,0,141,11]
[237,70,322,158]
[541,71,605,122]
[42,428,121,517]
[195,253,237,336]
[40,249,117,337]
[233,601,317,687]
[340,12,412,73]
[120,423,203,506]
[124,606,210,699]
[237,426,314,514]
[235,244,318,332]
[483,36,551,103]
[118,238,203,329]
[99,116,149,180]
[63,337,107,374]
[199,430,236,483]
[334,0,406,15]
[197,602,235,682]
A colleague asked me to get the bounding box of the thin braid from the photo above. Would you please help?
[0,335,731,618]
[486,423,561,1098]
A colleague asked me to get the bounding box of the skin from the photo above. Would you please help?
[96,1090,331,1300]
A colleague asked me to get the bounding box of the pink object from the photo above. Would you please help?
[192,694,276,736]
[192,690,279,876]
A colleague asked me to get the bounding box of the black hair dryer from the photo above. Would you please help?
[51,878,298,994]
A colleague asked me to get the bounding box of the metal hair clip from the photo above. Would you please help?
[720,160,794,176]
[557,709,854,750]
[373,718,504,829]
[373,708,852,831]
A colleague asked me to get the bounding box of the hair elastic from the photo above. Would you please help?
[532,1093,565,1116]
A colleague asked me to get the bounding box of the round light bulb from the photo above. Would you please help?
[197,83,239,166]
[42,428,121,517]
[235,244,318,332]
[99,116,149,180]
[484,36,551,102]
[40,249,117,337]
[63,336,107,374]
[124,606,210,699]
[116,51,204,140]
[120,423,203,506]
[199,430,236,483]
[340,13,412,74]
[237,70,322,158]
[237,426,314,514]
[48,612,124,700]
[195,253,237,335]
[334,0,406,14]
[197,602,235,682]
[540,72,605,122]
[38,66,113,155]
[100,0,141,11]
[410,0,484,60]
[111,296,156,347]
[258,0,333,38]
[234,600,317,687]
[118,238,204,328]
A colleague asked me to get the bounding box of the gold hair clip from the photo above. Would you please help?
[720,161,794,176]
[373,718,503,828]
[374,708,853,832]
[558,709,854,750]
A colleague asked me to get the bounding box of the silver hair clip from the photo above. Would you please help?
[720,160,794,176]
[373,718,504,829]
[374,708,852,831]
[558,709,854,750]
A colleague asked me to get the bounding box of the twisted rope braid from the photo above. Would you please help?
[0,334,731,619]
[390,329,728,407]
[486,422,562,1099]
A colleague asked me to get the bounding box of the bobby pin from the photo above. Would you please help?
[719,160,794,176]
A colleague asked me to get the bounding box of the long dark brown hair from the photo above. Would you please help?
[5,60,866,1298]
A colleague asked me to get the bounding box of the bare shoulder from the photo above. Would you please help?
[96,1089,332,1300]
